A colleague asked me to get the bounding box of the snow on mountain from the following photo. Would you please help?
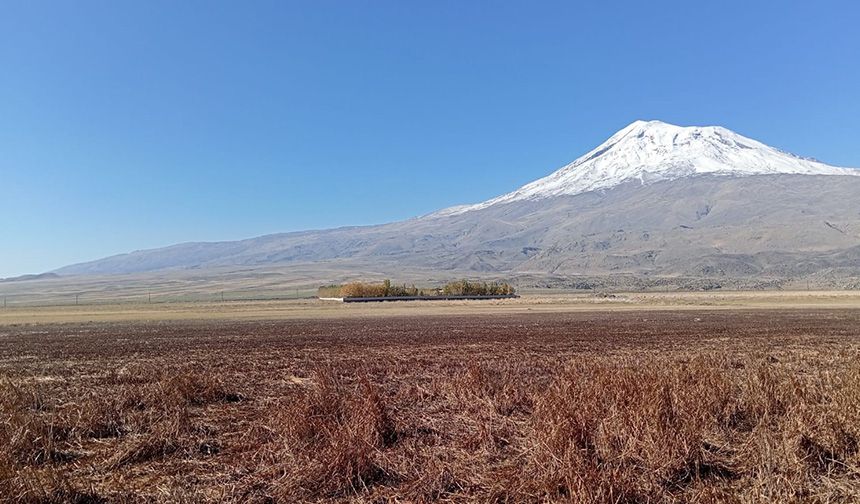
[434,120,858,216]
[48,119,860,284]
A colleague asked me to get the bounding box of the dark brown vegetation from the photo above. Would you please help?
[320,279,515,298]
[1,310,859,502]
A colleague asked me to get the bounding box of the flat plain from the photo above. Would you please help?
[2,294,860,502]
[3,290,860,325]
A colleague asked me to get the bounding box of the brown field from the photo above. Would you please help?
[2,308,860,502]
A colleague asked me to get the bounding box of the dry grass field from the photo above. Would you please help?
[2,290,860,325]
[2,306,860,503]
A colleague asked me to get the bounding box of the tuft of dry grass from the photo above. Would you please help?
[243,370,397,501]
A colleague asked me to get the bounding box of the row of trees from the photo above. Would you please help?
[319,279,516,298]
[441,279,516,296]
[340,280,421,298]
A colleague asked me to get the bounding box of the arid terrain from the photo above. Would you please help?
[2,299,860,502]
[3,290,860,325]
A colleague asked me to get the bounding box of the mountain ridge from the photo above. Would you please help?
[52,121,860,282]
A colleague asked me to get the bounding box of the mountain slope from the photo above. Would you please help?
[54,121,860,283]
[433,120,857,216]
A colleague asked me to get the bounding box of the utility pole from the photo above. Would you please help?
[3,296,6,309]
[148,291,152,304]
[221,291,224,303]
[75,294,79,306]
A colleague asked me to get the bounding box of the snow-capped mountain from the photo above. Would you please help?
[434,120,857,216]
[49,120,860,288]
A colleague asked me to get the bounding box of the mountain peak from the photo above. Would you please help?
[621,118,668,129]
[433,120,858,217]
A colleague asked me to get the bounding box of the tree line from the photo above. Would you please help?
[318,279,516,298]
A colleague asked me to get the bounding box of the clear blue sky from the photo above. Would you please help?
[2,1,859,277]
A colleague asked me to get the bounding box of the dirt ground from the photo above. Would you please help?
[2,308,860,502]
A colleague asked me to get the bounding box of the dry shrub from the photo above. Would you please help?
[0,381,74,467]
[107,364,243,406]
[106,408,190,468]
[100,369,241,469]
[456,362,535,417]
[512,356,860,503]
[255,370,396,500]
[167,371,244,406]
[0,466,106,504]
[0,381,104,503]
[66,367,240,452]
[104,363,162,385]
[447,362,535,461]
